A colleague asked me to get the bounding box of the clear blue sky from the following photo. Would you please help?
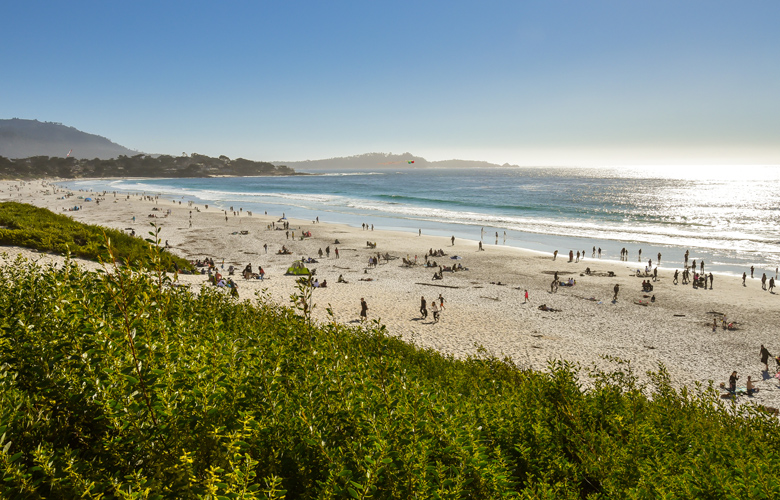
[3,1,779,165]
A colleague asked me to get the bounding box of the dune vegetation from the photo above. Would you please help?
[0,202,192,272]
[1,228,780,499]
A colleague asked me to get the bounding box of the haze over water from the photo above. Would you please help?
[61,164,780,276]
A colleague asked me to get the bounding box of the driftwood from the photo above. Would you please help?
[416,282,460,289]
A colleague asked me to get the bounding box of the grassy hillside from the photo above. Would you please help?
[0,202,193,272]
[1,249,779,498]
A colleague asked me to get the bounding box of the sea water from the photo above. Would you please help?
[59,165,780,276]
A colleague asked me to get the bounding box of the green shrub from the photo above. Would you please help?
[0,202,193,272]
[1,245,779,498]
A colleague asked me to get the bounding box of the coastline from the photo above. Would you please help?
[3,179,780,410]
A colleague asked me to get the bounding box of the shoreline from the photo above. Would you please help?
[3,179,780,410]
[55,175,778,277]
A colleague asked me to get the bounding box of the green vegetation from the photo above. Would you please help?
[0,202,193,272]
[1,242,780,499]
[0,153,296,180]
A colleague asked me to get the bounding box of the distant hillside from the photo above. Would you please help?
[0,118,139,159]
[274,152,517,170]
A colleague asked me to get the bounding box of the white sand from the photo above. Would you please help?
[3,179,780,409]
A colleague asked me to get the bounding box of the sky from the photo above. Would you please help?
[2,1,779,166]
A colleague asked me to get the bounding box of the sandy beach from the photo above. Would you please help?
[3,179,780,410]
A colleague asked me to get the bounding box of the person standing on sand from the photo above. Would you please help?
[673,270,679,284]
[658,252,661,265]
[569,250,573,262]
[742,272,747,286]
[430,300,439,323]
[769,277,775,293]
[729,371,738,392]
[451,236,455,246]
[762,273,767,290]
[478,241,483,251]
[751,265,754,278]
[438,294,445,310]
[653,267,658,282]
[598,247,602,258]
[712,318,718,332]
[335,248,339,258]
[553,250,558,260]
[420,296,428,319]
[709,273,714,290]
[360,298,368,321]
[524,290,529,303]
[700,260,705,273]
[592,246,596,258]
[638,249,642,262]
[613,284,620,301]
[761,345,771,371]
[576,251,580,263]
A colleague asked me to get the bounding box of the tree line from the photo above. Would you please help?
[0,153,297,179]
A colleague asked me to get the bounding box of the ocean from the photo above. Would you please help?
[59,165,780,276]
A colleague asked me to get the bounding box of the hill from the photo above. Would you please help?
[274,152,518,170]
[0,118,139,159]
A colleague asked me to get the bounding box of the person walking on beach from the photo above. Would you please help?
[576,251,580,263]
[420,296,428,319]
[335,247,339,258]
[613,283,620,301]
[592,246,596,258]
[761,345,772,371]
[598,247,602,258]
[431,300,440,323]
[673,270,679,284]
[653,267,658,282]
[524,289,529,303]
[451,235,455,246]
[709,272,714,290]
[553,250,558,260]
[770,277,775,293]
[438,294,445,310]
[478,241,483,251]
[742,272,747,286]
[762,273,767,290]
[360,298,368,321]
